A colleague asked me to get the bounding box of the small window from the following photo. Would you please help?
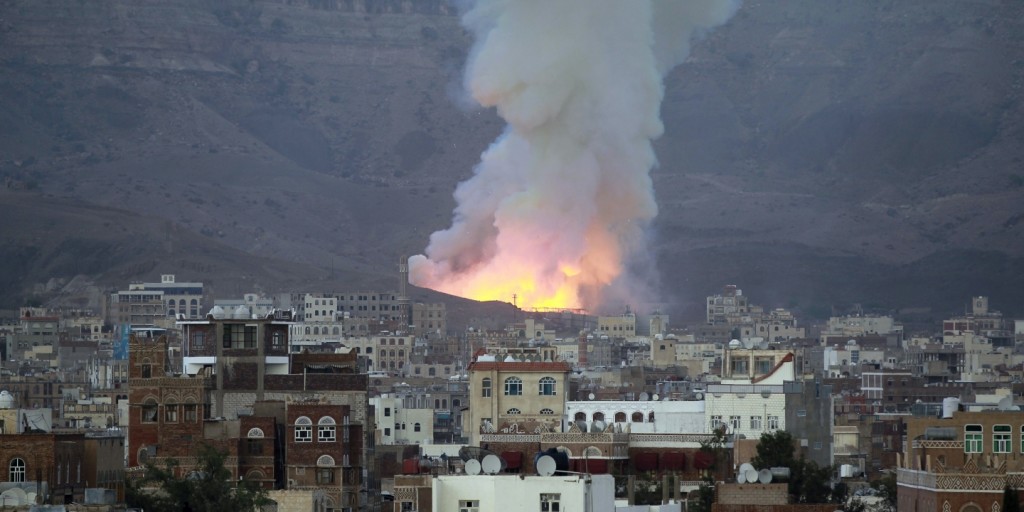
[506,408,521,415]
[540,408,555,415]
[141,398,158,423]
[8,458,26,483]
[965,424,983,453]
[460,500,480,512]
[504,377,523,396]
[482,378,492,398]
[414,422,421,432]
[164,402,178,423]
[318,416,337,442]
[539,376,557,396]
[295,416,313,443]
[541,493,561,512]
[994,425,1011,453]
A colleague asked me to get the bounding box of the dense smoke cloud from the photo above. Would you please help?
[409,0,740,310]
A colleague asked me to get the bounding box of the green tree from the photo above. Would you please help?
[751,431,833,503]
[126,444,269,512]
[869,473,897,511]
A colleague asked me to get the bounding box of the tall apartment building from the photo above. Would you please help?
[109,274,204,326]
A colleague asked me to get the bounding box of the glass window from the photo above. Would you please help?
[504,377,523,396]
[541,493,561,512]
[318,416,336,442]
[994,425,1011,453]
[539,377,557,396]
[414,423,421,432]
[295,416,312,443]
[540,408,555,415]
[9,458,25,483]
[142,399,158,423]
[506,408,521,415]
[482,378,492,398]
[768,415,780,430]
[750,416,762,431]
[165,402,178,423]
[184,403,198,422]
[965,424,983,453]
[729,415,741,429]
[460,500,480,512]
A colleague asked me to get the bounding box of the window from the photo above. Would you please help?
[224,324,258,349]
[9,458,25,483]
[272,332,283,348]
[384,407,391,417]
[506,408,521,415]
[317,468,334,484]
[248,439,263,455]
[319,416,337,442]
[540,408,555,415]
[729,415,741,429]
[482,378,492,398]
[750,416,762,431]
[142,398,158,423]
[504,377,523,396]
[710,415,722,430]
[165,401,178,422]
[539,377,557,396]
[965,425,983,453]
[295,416,312,443]
[994,425,1011,453]
[192,332,205,350]
[184,403,198,422]
[632,411,644,423]
[768,415,780,430]
[384,428,391,436]
[540,493,561,512]
[414,423,421,432]
[459,500,480,512]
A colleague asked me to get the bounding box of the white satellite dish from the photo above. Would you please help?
[24,492,36,505]
[739,463,755,474]
[998,396,1014,411]
[592,420,607,433]
[537,455,557,477]
[588,393,596,400]
[758,469,773,484]
[465,459,481,475]
[742,339,755,349]
[744,468,758,483]
[758,341,769,350]
[694,392,704,400]
[639,392,650,401]
[652,393,660,401]
[737,471,747,484]
[482,454,502,475]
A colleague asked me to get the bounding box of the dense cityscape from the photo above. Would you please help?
[1,270,1022,511]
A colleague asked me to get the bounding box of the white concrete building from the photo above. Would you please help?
[566,399,705,434]
[370,395,434,445]
[213,293,274,319]
[704,349,796,439]
[433,474,615,512]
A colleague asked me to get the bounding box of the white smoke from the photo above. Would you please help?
[409,0,740,310]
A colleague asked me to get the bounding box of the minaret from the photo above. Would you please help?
[398,256,411,329]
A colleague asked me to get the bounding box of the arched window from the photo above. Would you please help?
[318,417,336,442]
[164,400,178,422]
[574,412,587,422]
[398,350,405,358]
[631,411,644,423]
[593,412,605,422]
[9,458,25,482]
[316,454,335,467]
[434,399,441,409]
[506,408,521,415]
[305,327,311,335]
[247,428,265,438]
[648,411,655,423]
[313,327,320,335]
[504,377,523,396]
[539,377,557,396]
[584,446,602,457]
[540,408,555,415]
[482,378,492,398]
[295,416,312,443]
[141,398,158,423]
[614,412,626,423]
[389,349,396,357]
[333,327,340,335]
[414,423,421,432]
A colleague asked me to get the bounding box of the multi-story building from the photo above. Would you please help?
[466,348,572,446]
[898,408,1024,512]
[285,400,363,511]
[214,293,275,319]
[704,347,796,440]
[597,312,636,338]
[706,285,752,325]
[411,302,446,338]
[371,395,435,445]
[110,274,204,326]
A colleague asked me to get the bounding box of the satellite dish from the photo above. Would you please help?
[465,459,481,475]
[998,396,1014,411]
[758,469,773,484]
[695,392,704,400]
[739,463,755,474]
[482,454,502,475]
[652,393,660,401]
[537,455,556,477]
[588,393,596,400]
[24,493,36,505]
[758,341,769,350]
[737,471,747,484]
[640,392,650,401]
[742,339,755,349]
[744,468,758,484]
[592,420,606,433]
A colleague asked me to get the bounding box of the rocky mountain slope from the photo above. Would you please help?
[1,0,1022,319]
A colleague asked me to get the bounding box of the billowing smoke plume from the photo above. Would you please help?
[409,0,739,310]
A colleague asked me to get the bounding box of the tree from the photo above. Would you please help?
[869,473,897,511]
[750,431,834,503]
[126,444,269,512]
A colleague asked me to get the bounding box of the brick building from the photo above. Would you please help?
[285,401,363,511]
[0,432,86,504]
